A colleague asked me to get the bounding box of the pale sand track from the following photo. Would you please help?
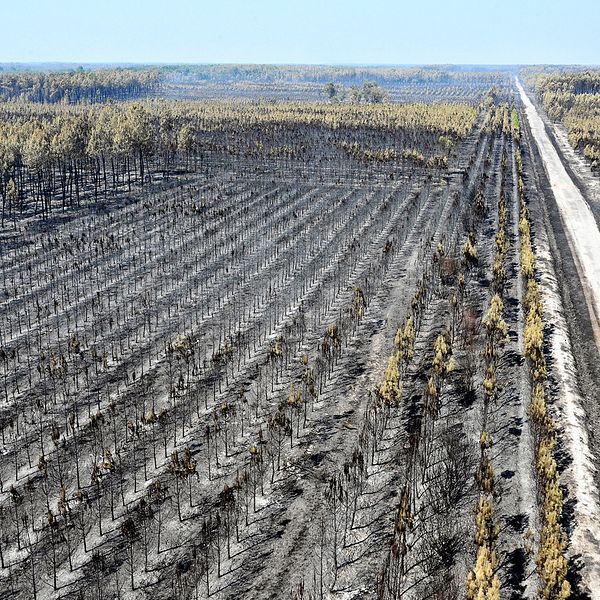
[518,78,600,598]
[517,79,600,344]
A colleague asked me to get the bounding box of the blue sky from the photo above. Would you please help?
[3,0,598,65]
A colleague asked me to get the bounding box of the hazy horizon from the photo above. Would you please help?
[4,0,599,65]
[0,62,597,68]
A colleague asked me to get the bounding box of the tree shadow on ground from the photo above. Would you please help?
[568,554,592,600]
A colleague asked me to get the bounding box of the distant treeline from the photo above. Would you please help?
[0,69,161,104]
[0,65,511,105]
[164,64,511,87]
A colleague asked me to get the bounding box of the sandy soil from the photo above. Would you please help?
[550,124,600,217]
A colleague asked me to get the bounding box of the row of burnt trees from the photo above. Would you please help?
[465,133,512,599]
[373,152,486,599]
[515,137,571,599]
[320,263,432,598]
[371,117,502,599]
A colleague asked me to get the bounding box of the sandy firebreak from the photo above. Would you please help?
[518,78,600,598]
[517,80,600,343]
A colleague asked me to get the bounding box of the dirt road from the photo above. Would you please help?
[517,79,600,343]
[517,80,600,346]
[518,78,600,598]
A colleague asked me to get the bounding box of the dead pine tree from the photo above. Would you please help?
[121,516,138,591]
[135,498,154,572]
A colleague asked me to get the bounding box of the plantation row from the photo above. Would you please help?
[515,126,571,599]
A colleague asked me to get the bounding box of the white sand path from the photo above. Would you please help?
[518,78,600,598]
